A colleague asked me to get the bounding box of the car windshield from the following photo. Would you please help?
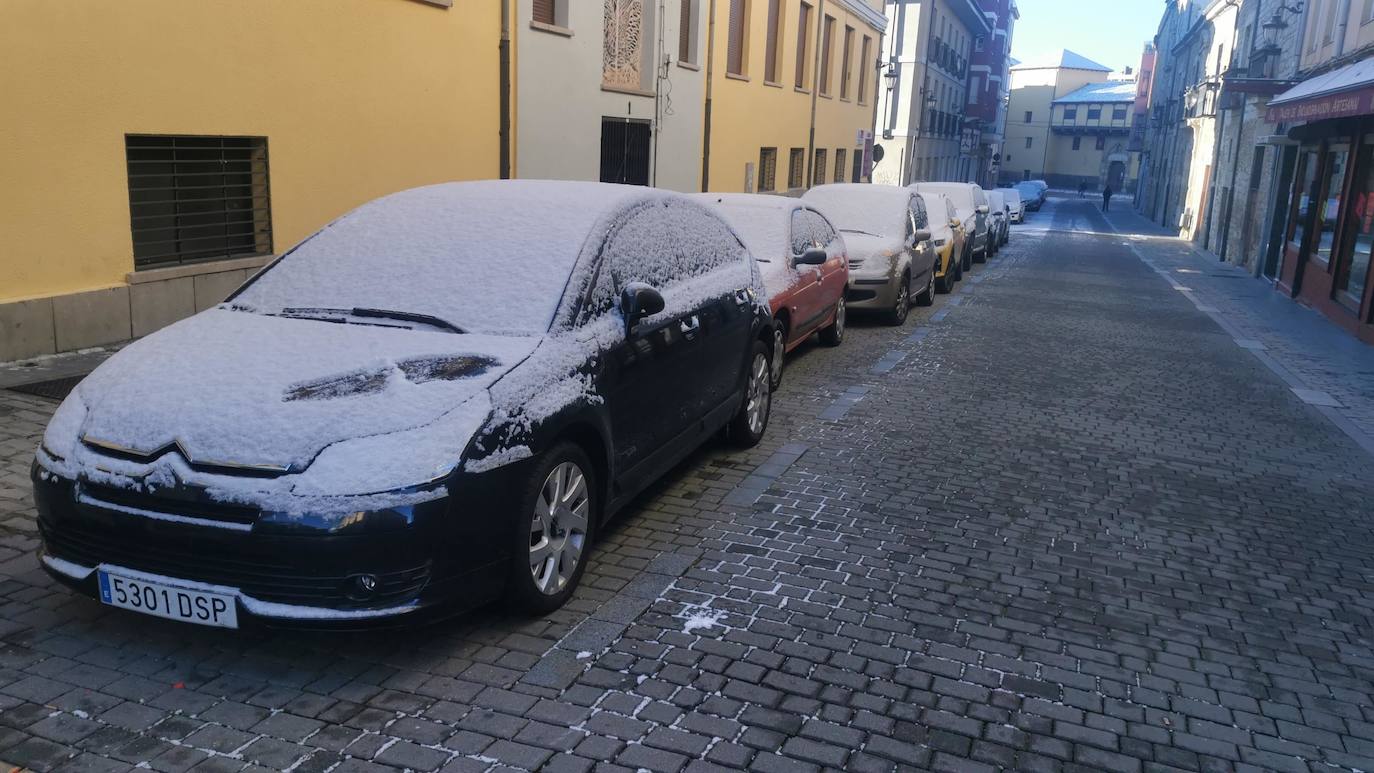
[915,185,973,210]
[233,183,614,337]
[805,188,905,238]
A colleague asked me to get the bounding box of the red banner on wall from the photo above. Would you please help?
[1266,87,1374,123]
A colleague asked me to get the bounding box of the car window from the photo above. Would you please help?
[947,200,957,220]
[910,196,929,230]
[792,209,838,254]
[590,200,750,317]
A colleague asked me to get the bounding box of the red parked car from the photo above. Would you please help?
[697,194,848,387]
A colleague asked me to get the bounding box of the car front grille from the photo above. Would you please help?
[848,257,864,269]
[41,517,431,609]
[80,482,260,526]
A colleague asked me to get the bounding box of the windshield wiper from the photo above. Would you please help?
[840,228,881,237]
[350,307,465,334]
[274,307,464,334]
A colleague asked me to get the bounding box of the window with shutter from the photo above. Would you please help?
[727,0,748,76]
[819,16,834,95]
[789,148,804,189]
[857,36,871,104]
[533,0,556,25]
[679,0,696,64]
[794,2,812,89]
[840,26,854,99]
[764,0,781,82]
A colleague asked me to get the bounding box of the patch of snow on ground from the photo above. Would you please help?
[682,607,727,633]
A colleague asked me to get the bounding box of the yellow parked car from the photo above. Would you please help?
[914,191,966,293]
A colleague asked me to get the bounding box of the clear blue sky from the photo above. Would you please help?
[1010,0,1162,75]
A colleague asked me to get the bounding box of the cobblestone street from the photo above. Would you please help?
[3,198,1373,773]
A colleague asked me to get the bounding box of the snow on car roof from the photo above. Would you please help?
[693,194,798,259]
[233,180,679,337]
[803,184,910,237]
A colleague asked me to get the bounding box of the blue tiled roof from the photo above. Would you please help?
[1053,81,1138,104]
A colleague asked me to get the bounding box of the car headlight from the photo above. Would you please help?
[289,393,492,499]
[41,390,88,463]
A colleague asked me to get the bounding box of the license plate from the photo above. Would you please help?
[97,568,238,629]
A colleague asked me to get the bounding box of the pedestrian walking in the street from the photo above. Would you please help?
[1078,181,1087,198]
[1102,186,1113,211]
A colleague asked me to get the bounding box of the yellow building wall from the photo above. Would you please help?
[0,0,501,304]
[706,0,881,193]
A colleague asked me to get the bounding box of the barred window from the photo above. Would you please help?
[789,148,805,189]
[758,147,778,191]
[834,148,847,183]
[814,148,828,187]
[126,135,272,270]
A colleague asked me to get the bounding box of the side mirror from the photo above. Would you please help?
[912,229,931,243]
[949,218,961,228]
[977,204,990,214]
[620,282,665,332]
[794,247,828,266]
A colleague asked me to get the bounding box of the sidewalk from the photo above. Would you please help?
[1104,201,1374,453]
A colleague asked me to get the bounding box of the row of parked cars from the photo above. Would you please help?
[32,177,1029,630]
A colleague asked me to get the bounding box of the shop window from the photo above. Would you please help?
[1313,144,1350,265]
[1335,142,1374,312]
[1289,149,1321,252]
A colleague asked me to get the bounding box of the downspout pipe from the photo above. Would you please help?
[499,0,512,179]
[702,0,718,191]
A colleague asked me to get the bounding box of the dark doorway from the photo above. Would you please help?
[1107,160,1125,191]
[600,118,651,186]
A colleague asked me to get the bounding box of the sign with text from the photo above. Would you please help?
[1266,86,1374,123]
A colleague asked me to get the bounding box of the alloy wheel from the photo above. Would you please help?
[746,352,771,435]
[529,461,590,595]
[771,326,786,386]
[834,298,845,339]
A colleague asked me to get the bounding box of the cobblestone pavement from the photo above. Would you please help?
[3,199,1374,773]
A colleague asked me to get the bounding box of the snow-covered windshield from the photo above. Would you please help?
[233,182,637,336]
[804,186,908,239]
[912,183,974,211]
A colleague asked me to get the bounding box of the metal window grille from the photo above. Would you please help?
[758,147,777,191]
[814,149,827,187]
[834,148,847,183]
[788,148,804,189]
[126,135,272,270]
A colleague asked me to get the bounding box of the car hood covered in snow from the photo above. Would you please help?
[839,232,904,259]
[72,309,536,474]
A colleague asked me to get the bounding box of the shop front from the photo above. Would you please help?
[1268,63,1374,344]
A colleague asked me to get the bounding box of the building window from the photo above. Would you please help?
[814,148,827,187]
[679,0,699,65]
[840,25,855,99]
[858,36,872,104]
[1112,106,1128,121]
[795,2,813,89]
[975,35,985,52]
[1095,135,1106,150]
[764,0,783,82]
[1064,107,1077,120]
[968,75,980,103]
[533,0,567,27]
[727,0,749,76]
[1025,136,1033,149]
[1072,136,1082,150]
[789,148,805,188]
[834,148,847,183]
[604,0,647,90]
[1336,143,1374,311]
[819,15,835,95]
[758,147,777,191]
[1087,106,1102,120]
[1024,110,1032,123]
[126,135,272,270]
[852,148,863,182]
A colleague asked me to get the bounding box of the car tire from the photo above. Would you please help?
[915,270,934,307]
[974,244,987,264]
[726,339,772,448]
[769,321,787,390]
[937,264,953,294]
[884,270,910,326]
[505,442,597,615]
[818,297,845,346]
[954,255,964,282]
[961,245,973,273]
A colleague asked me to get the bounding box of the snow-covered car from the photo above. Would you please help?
[987,190,1008,251]
[695,194,848,388]
[914,191,964,294]
[1001,187,1025,223]
[32,180,776,627]
[910,182,991,267]
[803,183,937,326]
[1013,181,1043,211]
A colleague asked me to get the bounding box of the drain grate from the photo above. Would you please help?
[7,375,86,401]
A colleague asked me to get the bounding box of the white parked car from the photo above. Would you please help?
[1001,187,1026,223]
